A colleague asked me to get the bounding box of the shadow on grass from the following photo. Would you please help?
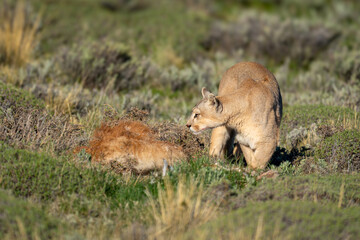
[227,145,310,168]
[269,146,310,166]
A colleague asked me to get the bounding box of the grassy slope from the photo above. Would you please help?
[1,141,359,239]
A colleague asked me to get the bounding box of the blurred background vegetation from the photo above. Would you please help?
[1,0,359,120]
[1,0,360,239]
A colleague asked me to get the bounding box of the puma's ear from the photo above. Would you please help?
[215,98,223,112]
[201,87,212,99]
[209,97,223,112]
[202,87,221,111]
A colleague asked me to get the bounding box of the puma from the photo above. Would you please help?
[81,120,185,173]
[186,62,282,169]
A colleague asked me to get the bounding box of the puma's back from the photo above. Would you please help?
[220,62,282,138]
[219,62,279,95]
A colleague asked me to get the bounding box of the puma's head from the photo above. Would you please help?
[186,87,224,134]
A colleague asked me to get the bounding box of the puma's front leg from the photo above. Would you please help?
[240,142,276,169]
[210,126,232,158]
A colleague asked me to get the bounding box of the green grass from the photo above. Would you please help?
[280,105,359,145]
[0,190,64,239]
[233,174,360,208]
[170,156,247,189]
[282,105,358,128]
[0,143,158,215]
[187,200,360,240]
[0,143,247,217]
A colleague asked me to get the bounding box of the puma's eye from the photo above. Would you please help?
[194,113,200,118]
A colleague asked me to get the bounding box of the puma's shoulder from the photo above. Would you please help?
[219,62,280,97]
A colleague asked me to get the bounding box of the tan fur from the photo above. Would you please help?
[186,62,282,169]
[84,121,186,173]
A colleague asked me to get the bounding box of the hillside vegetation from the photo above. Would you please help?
[0,0,360,239]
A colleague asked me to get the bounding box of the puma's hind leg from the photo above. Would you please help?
[240,142,276,169]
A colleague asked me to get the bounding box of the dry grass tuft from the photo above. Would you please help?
[0,1,41,67]
[147,176,220,239]
[152,121,209,158]
[0,107,85,153]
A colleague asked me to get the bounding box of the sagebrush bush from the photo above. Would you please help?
[57,42,154,91]
[0,82,86,152]
[281,48,360,108]
[331,47,360,84]
[0,1,40,66]
[160,60,217,91]
[203,12,338,66]
[29,82,96,116]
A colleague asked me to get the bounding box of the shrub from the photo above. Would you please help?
[331,47,360,84]
[0,1,40,66]
[160,60,217,91]
[100,0,150,12]
[315,130,360,173]
[279,59,360,108]
[202,12,338,66]
[57,42,154,92]
[289,47,360,88]
[0,82,86,152]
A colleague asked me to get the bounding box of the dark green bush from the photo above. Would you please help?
[315,129,360,172]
